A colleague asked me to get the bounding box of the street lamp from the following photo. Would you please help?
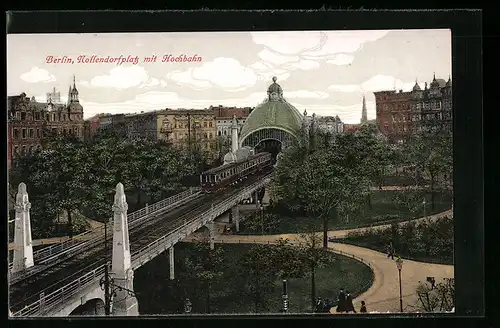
[395,257,404,313]
[184,298,192,314]
[260,203,264,235]
[282,279,289,313]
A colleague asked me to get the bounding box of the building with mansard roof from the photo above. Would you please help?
[374,74,452,143]
[7,76,85,167]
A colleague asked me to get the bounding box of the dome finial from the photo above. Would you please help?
[272,76,277,83]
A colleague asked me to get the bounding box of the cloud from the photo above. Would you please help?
[90,66,165,90]
[326,54,355,66]
[251,30,390,65]
[250,61,291,82]
[283,60,320,71]
[20,67,56,83]
[81,88,330,120]
[285,90,329,99]
[328,74,415,93]
[167,57,258,91]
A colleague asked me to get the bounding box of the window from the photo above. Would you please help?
[209,132,213,139]
[204,122,207,128]
[218,131,221,136]
[29,129,34,138]
[35,112,40,120]
[22,146,26,155]
[13,128,19,140]
[15,112,20,119]
[21,112,26,120]
[14,146,19,155]
[29,146,33,154]
[52,128,57,135]
[22,128,27,139]
[223,130,227,136]
[209,122,213,128]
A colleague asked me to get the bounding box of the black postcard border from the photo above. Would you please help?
[5,9,484,326]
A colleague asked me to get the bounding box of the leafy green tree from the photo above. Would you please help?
[237,244,279,312]
[273,132,371,248]
[271,238,307,280]
[182,240,225,313]
[298,231,335,311]
[400,127,452,211]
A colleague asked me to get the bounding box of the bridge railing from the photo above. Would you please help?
[31,187,199,263]
[132,174,272,268]
[12,176,270,316]
[12,264,107,317]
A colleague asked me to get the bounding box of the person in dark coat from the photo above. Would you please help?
[345,291,356,313]
[336,288,347,313]
[360,301,367,313]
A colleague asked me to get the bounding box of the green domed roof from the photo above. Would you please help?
[239,77,304,143]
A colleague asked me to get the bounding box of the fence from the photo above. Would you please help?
[132,175,272,268]
[9,188,200,285]
[13,175,272,317]
[30,187,199,263]
[205,238,375,304]
[12,264,107,317]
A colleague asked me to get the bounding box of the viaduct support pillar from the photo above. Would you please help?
[206,221,215,250]
[255,191,259,208]
[111,183,139,316]
[169,246,175,280]
[12,183,34,274]
[232,205,240,232]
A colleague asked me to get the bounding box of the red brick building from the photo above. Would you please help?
[374,75,452,142]
[7,78,85,167]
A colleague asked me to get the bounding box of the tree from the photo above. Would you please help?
[415,278,454,312]
[273,132,371,248]
[10,135,89,238]
[298,231,335,311]
[237,244,279,312]
[271,238,307,280]
[182,239,225,313]
[400,126,453,211]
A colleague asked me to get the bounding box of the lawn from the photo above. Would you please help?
[237,190,453,235]
[134,243,374,314]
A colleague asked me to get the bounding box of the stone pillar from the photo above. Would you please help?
[12,183,34,273]
[232,205,240,232]
[231,115,239,154]
[207,221,215,250]
[169,246,175,280]
[111,183,139,316]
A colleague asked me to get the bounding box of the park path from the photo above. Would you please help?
[183,232,454,313]
[184,206,454,313]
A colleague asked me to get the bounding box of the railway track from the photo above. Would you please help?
[9,171,269,313]
[9,192,212,312]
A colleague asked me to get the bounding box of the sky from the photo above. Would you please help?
[7,29,451,124]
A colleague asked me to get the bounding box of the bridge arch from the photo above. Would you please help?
[69,298,105,316]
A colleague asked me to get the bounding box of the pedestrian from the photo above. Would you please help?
[387,242,394,260]
[336,288,346,313]
[345,291,356,313]
[360,301,367,313]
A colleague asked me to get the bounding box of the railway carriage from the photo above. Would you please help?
[200,152,272,193]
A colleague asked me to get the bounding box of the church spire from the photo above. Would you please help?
[361,95,367,124]
[69,75,79,103]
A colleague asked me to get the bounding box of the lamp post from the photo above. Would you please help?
[282,279,288,313]
[184,298,192,314]
[395,257,404,313]
[260,203,264,236]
